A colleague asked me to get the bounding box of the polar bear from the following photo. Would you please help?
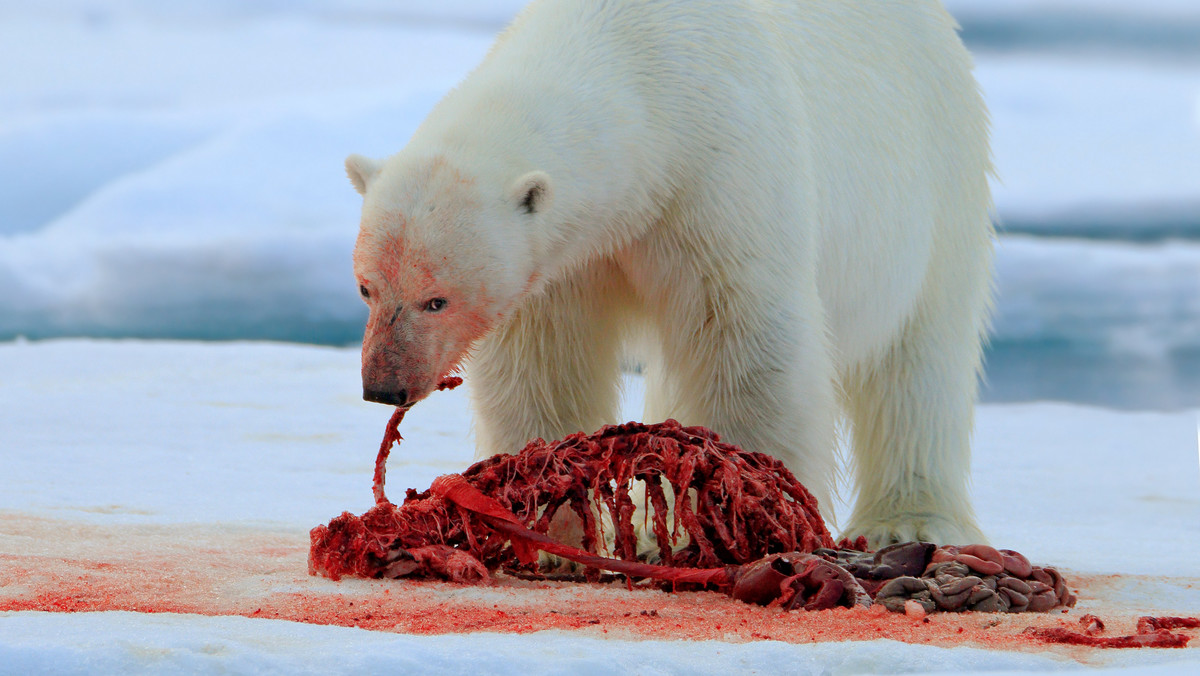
[346,0,994,546]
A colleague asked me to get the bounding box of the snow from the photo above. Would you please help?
[0,612,1099,676]
[1,340,1199,673]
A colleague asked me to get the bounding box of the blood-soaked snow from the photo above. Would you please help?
[1,340,1198,673]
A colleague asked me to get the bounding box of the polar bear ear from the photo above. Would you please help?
[508,171,553,216]
[345,154,382,196]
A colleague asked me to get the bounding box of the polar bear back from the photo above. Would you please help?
[404,0,992,371]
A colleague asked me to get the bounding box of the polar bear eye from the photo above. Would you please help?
[425,298,448,313]
[359,284,370,300]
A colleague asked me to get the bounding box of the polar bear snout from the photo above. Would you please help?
[360,341,418,408]
[363,387,409,408]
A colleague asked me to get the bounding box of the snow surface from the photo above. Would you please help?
[0,612,1171,676]
[1,340,1199,674]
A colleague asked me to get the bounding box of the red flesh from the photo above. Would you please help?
[371,377,463,506]
[313,413,834,584]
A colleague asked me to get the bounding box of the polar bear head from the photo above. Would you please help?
[347,153,552,407]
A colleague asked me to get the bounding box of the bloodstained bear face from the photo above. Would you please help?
[353,225,495,407]
[348,154,550,408]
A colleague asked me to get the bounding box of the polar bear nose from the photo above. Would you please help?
[363,388,408,407]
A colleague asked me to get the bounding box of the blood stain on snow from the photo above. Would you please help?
[2,512,1198,656]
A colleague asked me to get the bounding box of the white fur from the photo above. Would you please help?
[350,0,995,546]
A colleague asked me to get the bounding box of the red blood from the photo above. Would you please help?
[1137,616,1200,632]
[1025,615,1200,649]
[1025,627,1192,649]
[370,378,462,506]
[836,535,870,552]
[0,520,1172,651]
[371,407,407,506]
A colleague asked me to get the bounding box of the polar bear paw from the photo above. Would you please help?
[842,512,987,550]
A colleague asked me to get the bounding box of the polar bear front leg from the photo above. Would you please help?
[468,259,631,460]
[633,238,840,519]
